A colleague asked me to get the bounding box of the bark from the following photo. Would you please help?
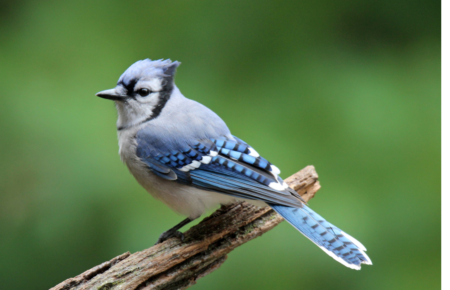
[51,165,320,290]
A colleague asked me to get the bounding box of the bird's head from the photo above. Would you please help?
[96,59,180,129]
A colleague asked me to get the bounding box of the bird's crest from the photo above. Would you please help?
[118,59,180,87]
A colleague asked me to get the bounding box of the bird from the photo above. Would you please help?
[96,59,372,270]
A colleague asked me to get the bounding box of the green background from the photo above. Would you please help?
[0,1,440,289]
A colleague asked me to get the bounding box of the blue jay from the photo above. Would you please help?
[96,59,372,270]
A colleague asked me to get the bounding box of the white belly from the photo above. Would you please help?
[131,167,238,219]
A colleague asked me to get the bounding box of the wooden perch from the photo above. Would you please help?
[51,166,321,290]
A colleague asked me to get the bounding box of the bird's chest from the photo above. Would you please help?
[117,128,151,185]
[117,128,174,200]
[118,129,138,164]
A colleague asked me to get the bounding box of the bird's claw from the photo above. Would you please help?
[155,230,185,245]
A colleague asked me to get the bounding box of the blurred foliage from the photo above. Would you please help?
[0,1,440,289]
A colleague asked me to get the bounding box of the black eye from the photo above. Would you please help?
[137,88,151,97]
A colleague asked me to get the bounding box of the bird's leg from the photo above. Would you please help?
[155,217,194,244]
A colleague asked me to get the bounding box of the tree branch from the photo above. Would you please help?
[51,165,320,290]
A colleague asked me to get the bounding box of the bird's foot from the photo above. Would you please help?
[154,230,185,245]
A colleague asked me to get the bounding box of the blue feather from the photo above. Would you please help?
[189,163,300,206]
[213,139,273,172]
[271,204,372,269]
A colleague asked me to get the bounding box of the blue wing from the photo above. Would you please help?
[136,131,302,208]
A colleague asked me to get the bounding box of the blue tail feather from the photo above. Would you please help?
[271,204,372,270]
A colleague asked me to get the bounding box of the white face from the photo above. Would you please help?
[114,77,167,130]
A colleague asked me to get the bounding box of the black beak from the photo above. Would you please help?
[96,88,127,101]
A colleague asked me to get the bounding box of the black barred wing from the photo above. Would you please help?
[136,133,302,207]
